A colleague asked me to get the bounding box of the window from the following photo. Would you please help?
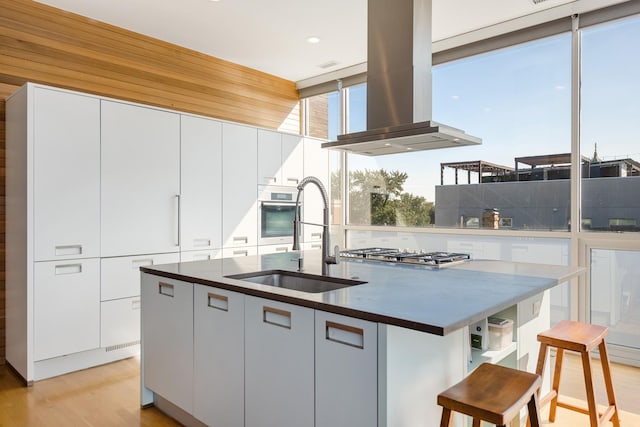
[581,15,640,233]
[346,34,572,229]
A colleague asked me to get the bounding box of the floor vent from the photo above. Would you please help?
[105,340,141,352]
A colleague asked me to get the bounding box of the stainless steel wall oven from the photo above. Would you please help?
[258,185,300,245]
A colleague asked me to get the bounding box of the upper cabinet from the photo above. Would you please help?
[33,88,101,261]
[180,115,223,252]
[258,129,303,186]
[222,123,258,248]
[101,101,181,257]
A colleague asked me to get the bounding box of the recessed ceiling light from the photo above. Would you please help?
[306,36,321,44]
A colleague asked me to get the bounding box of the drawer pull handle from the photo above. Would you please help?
[193,238,211,247]
[207,293,229,311]
[275,246,288,252]
[132,299,141,310]
[233,250,248,256]
[132,259,153,269]
[233,236,249,244]
[286,177,299,185]
[326,321,364,349]
[55,264,82,275]
[263,306,291,329]
[55,245,82,256]
[193,253,211,261]
[159,282,174,297]
[311,244,322,250]
[263,176,277,184]
[311,232,322,239]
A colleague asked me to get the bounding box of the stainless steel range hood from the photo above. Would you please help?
[321,0,481,156]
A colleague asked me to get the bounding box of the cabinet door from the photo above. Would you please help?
[101,101,180,257]
[315,311,378,427]
[302,137,330,243]
[180,249,222,263]
[221,246,258,259]
[281,133,304,187]
[33,88,100,261]
[100,297,141,348]
[245,296,314,427]
[222,123,258,247]
[193,285,244,426]
[101,253,180,301]
[257,129,282,185]
[34,258,100,361]
[181,115,223,251]
[141,274,193,413]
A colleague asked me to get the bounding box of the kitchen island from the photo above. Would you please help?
[140,250,583,427]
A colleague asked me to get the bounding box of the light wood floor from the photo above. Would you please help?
[0,354,638,426]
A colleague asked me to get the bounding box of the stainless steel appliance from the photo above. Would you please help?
[258,185,300,245]
[340,247,470,268]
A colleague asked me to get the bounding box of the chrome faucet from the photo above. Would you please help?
[292,176,339,275]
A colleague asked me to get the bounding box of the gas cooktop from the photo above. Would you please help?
[340,247,471,267]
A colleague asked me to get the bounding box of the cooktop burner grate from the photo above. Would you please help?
[340,248,471,267]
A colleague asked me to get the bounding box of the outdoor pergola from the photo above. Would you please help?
[440,160,514,185]
[514,153,591,180]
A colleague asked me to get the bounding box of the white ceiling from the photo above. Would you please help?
[35,0,622,83]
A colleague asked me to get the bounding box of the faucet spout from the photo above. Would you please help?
[292,176,338,275]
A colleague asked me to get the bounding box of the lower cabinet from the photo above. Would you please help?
[193,285,245,427]
[100,297,141,348]
[244,296,315,427]
[141,275,379,427]
[34,258,100,361]
[141,274,194,413]
[315,311,378,427]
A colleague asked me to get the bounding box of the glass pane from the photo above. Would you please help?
[590,249,640,349]
[306,91,340,140]
[347,34,572,228]
[347,84,366,133]
[581,16,640,232]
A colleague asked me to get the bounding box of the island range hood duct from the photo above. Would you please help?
[322,0,481,156]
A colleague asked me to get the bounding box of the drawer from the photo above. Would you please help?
[101,253,179,301]
[100,297,141,348]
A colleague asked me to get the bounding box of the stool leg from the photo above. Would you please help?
[581,349,600,427]
[599,341,621,427]
[526,342,548,427]
[549,348,564,422]
[527,392,542,427]
[439,407,453,427]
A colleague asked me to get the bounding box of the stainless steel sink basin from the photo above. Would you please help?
[225,270,366,293]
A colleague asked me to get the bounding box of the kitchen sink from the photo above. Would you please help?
[225,270,367,293]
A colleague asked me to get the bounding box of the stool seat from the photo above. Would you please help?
[537,320,608,353]
[534,320,620,427]
[438,363,542,427]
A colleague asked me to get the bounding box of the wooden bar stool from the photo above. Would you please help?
[437,362,542,427]
[535,320,620,427]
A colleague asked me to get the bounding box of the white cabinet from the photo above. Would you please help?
[101,253,180,301]
[222,123,258,248]
[101,297,141,348]
[257,130,303,186]
[181,115,223,252]
[282,133,304,186]
[101,100,181,257]
[244,296,315,427]
[315,311,378,427]
[33,88,101,261]
[193,285,245,427]
[180,249,222,263]
[141,274,194,413]
[257,244,291,255]
[302,137,330,243]
[33,259,100,361]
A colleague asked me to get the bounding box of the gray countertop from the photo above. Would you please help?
[141,250,583,336]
